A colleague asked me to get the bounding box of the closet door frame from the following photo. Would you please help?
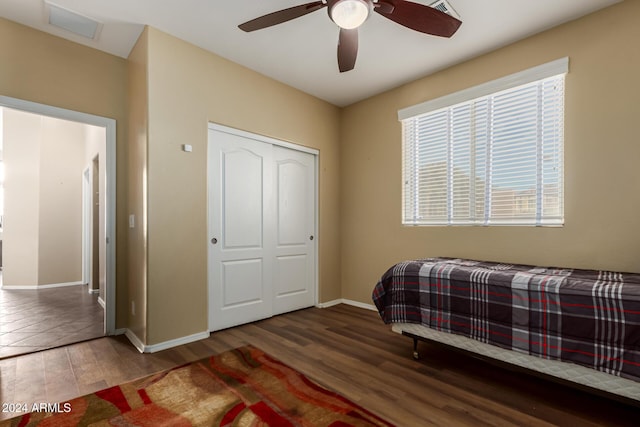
[206,122,319,331]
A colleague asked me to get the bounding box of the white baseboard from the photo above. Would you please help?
[342,299,378,311]
[316,298,377,312]
[119,300,376,354]
[124,329,210,354]
[315,299,342,308]
[125,329,145,353]
[97,297,106,309]
[1,281,85,290]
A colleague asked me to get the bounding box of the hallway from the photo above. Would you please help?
[0,285,103,358]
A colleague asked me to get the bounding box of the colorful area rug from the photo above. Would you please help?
[1,345,393,426]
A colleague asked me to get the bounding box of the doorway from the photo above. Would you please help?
[0,96,116,358]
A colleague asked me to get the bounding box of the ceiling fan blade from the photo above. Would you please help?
[338,28,358,73]
[374,0,462,37]
[239,1,326,32]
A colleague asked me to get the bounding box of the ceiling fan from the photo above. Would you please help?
[238,0,462,73]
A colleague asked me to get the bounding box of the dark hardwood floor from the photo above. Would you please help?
[0,304,637,425]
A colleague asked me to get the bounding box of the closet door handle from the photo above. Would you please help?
[211,237,218,244]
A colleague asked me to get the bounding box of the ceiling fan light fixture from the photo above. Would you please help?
[329,0,371,30]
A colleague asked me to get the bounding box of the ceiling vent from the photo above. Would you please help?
[430,0,461,20]
[45,1,102,40]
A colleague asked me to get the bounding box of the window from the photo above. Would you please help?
[400,58,567,226]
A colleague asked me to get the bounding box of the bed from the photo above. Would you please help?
[372,257,640,402]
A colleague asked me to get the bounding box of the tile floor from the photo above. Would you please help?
[0,284,104,359]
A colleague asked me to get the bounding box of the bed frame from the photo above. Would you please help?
[373,257,640,405]
[393,322,640,405]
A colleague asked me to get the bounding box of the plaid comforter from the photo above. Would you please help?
[372,258,640,382]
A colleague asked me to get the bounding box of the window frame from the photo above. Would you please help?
[399,58,568,227]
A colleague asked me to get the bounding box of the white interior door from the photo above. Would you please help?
[208,126,317,331]
[273,146,316,314]
[208,130,274,331]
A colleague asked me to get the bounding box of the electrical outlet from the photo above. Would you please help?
[131,300,136,316]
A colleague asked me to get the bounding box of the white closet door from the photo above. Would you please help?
[208,129,274,331]
[272,146,316,314]
[208,126,317,332]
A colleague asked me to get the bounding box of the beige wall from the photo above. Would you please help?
[142,27,341,345]
[4,1,635,346]
[37,116,85,285]
[339,1,640,304]
[0,17,341,344]
[3,108,86,287]
[127,28,149,342]
[0,17,128,325]
[2,108,40,286]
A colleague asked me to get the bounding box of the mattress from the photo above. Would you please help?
[373,258,640,383]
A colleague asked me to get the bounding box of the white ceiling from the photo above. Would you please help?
[0,0,622,106]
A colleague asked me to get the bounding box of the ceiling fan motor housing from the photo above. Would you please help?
[327,0,373,29]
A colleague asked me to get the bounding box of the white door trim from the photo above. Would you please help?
[0,95,117,335]
[207,122,319,330]
[82,166,92,288]
[208,123,319,156]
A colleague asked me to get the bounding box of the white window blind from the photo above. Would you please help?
[401,59,566,226]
